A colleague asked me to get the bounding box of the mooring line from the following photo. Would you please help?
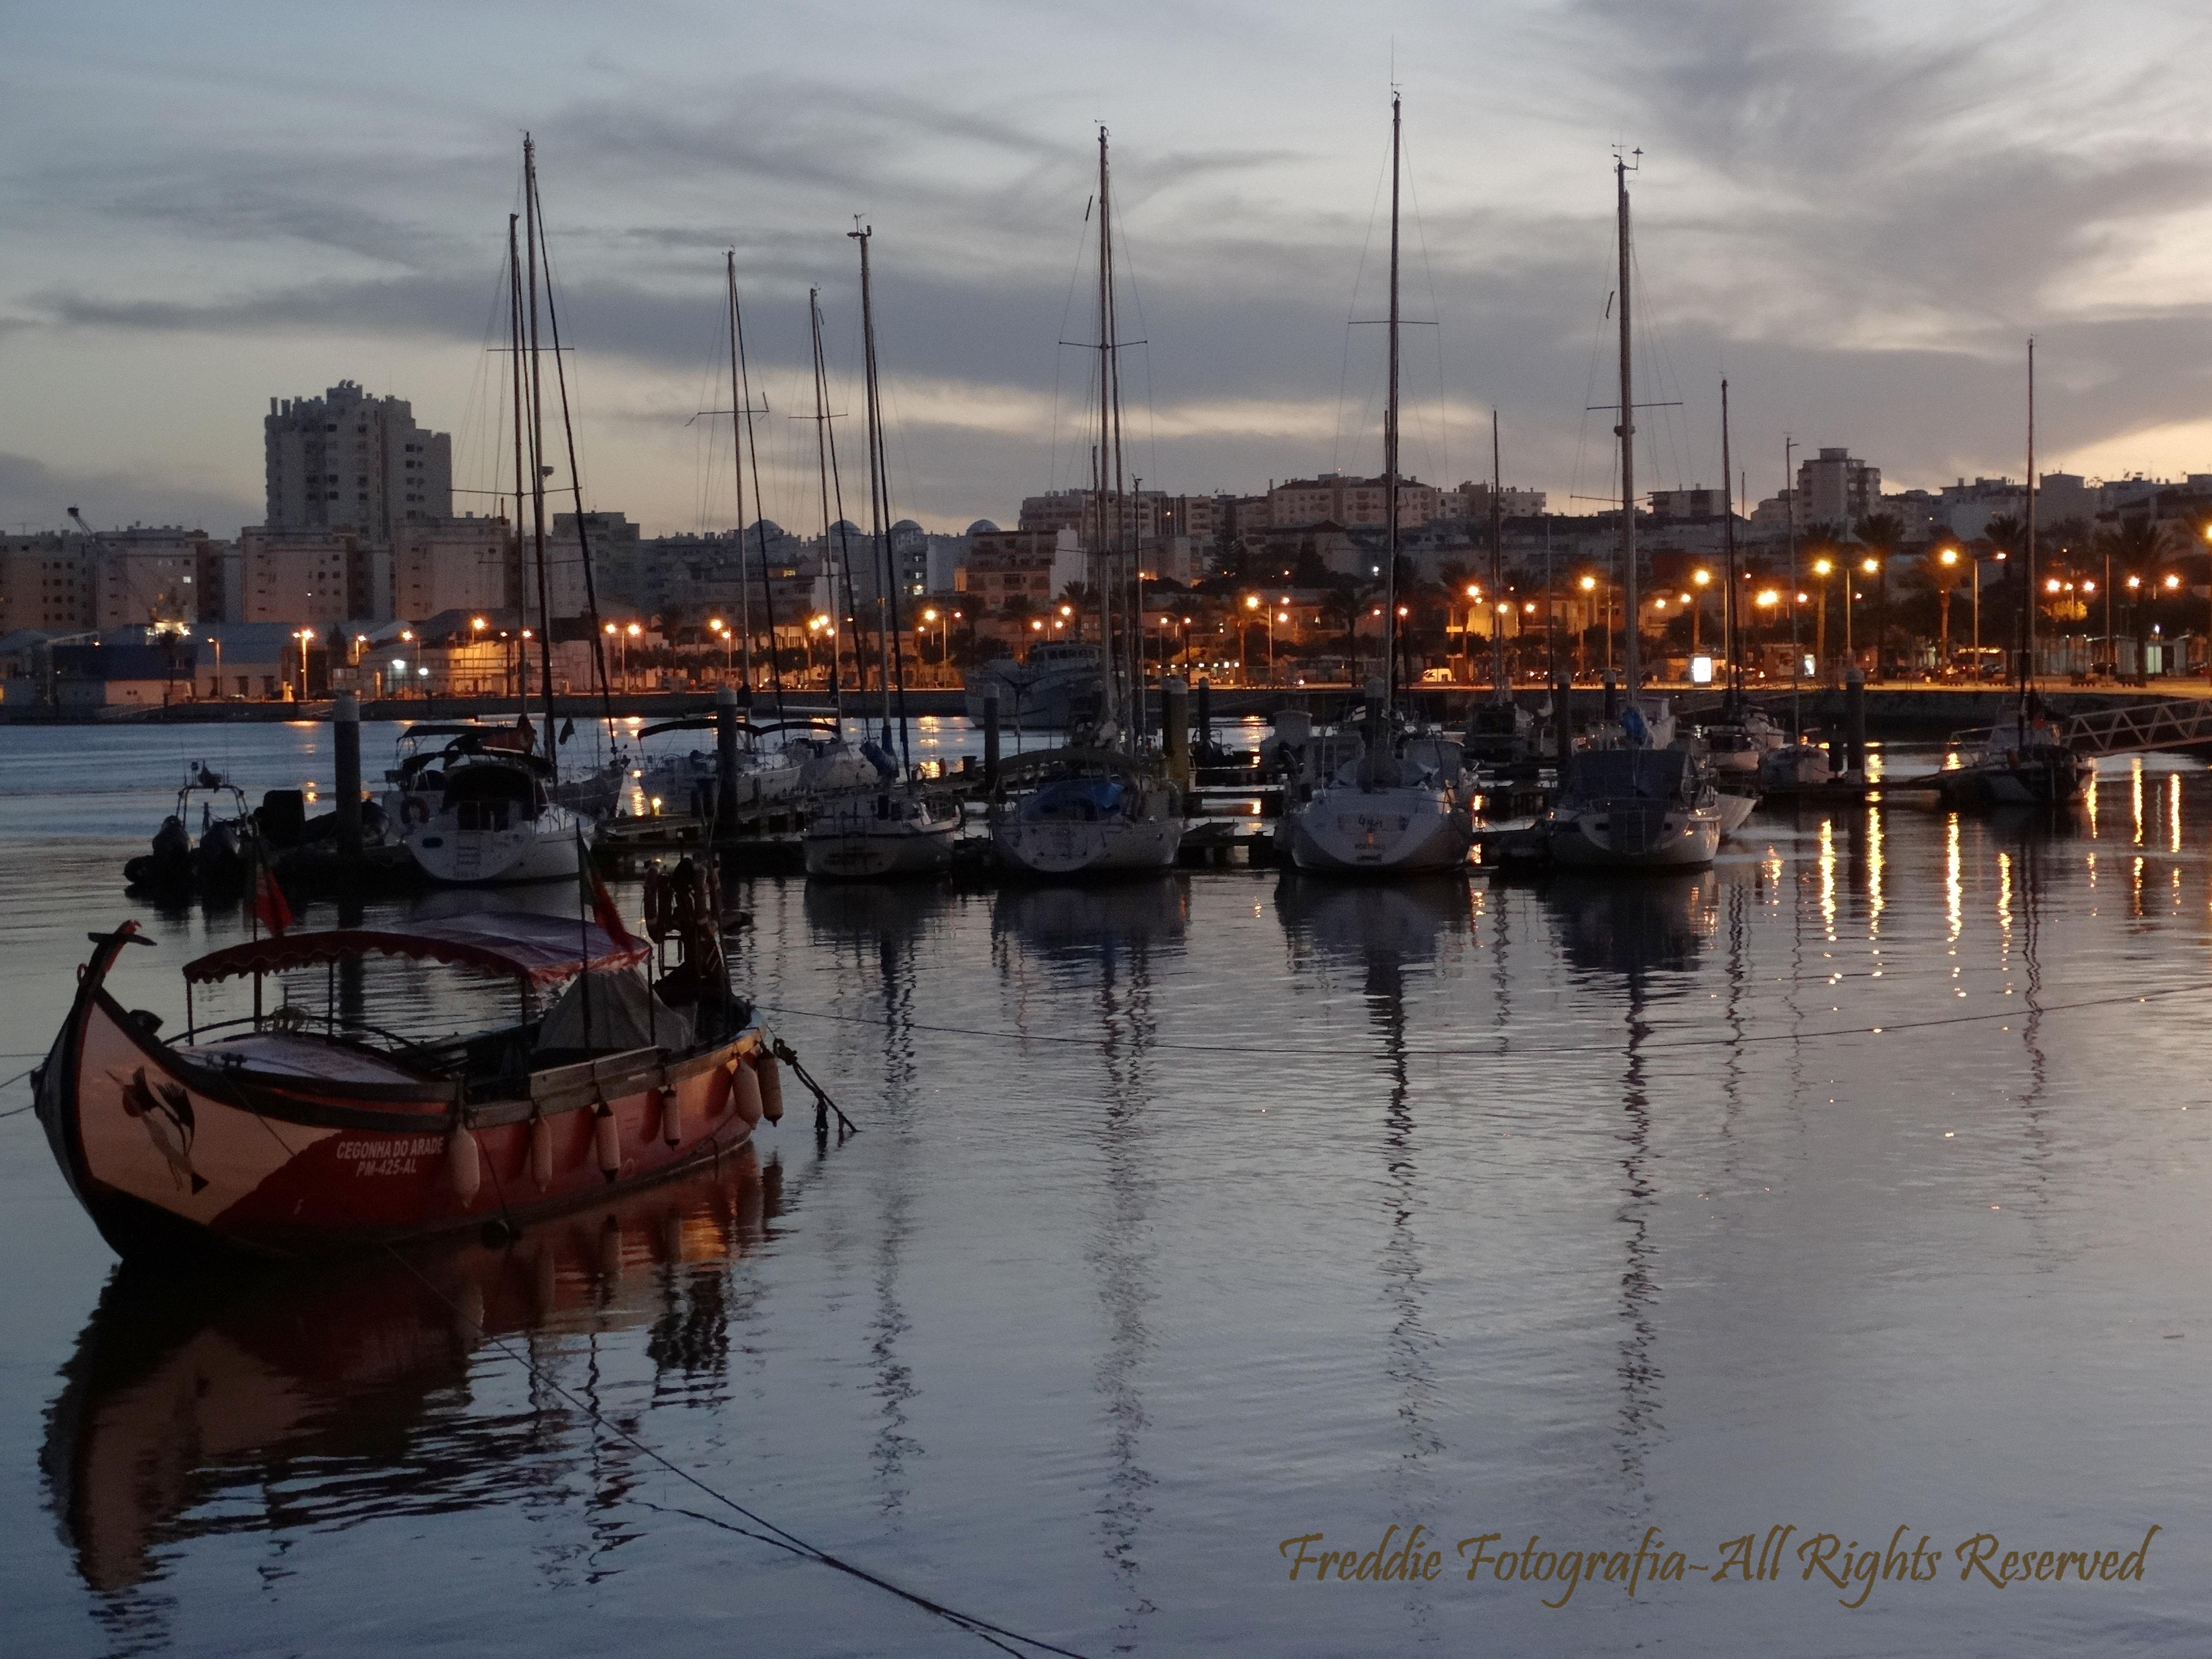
[378,1244,1093,1659]
[751,979,2212,1059]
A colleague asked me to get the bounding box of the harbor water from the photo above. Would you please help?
[3,718,2210,1654]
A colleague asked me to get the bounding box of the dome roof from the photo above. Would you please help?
[828,519,863,537]
[744,518,783,541]
[892,517,923,532]
[965,519,1000,536]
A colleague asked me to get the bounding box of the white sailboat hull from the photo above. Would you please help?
[1286,785,1472,874]
[803,794,961,879]
[1715,791,1758,836]
[407,806,589,886]
[992,815,1183,877]
[1547,806,1721,869]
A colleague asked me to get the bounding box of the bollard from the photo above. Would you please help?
[1845,667,1867,777]
[715,686,741,830]
[332,691,362,864]
[983,693,1001,789]
[1161,676,1189,784]
[1602,670,1618,723]
[1554,676,1574,764]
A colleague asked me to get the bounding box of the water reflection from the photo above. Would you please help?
[1272,876,1471,970]
[43,1151,778,1615]
[1536,870,1717,979]
[991,879,1190,958]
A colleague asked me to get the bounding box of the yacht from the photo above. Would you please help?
[803,787,962,879]
[1285,702,1475,874]
[1544,747,1723,869]
[963,641,1102,731]
[396,745,590,885]
[990,748,1183,877]
[1938,709,2090,807]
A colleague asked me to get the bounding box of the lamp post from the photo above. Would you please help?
[1810,559,1831,676]
[1691,567,1711,656]
[1860,555,1881,678]
[626,621,643,692]
[1578,573,1598,675]
[1936,547,1960,669]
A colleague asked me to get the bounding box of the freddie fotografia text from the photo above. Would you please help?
[1277,1523,2161,1608]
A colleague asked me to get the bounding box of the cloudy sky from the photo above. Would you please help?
[6,0,2212,538]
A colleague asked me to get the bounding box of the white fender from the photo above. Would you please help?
[446,1124,481,1202]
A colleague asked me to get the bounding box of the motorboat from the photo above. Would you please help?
[390,740,591,886]
[1699,704,1786,776]
[1758,742,1839,793]
[1463,697,1538,769]
[963,641,1103,731]
[1283,710,1475,875]
[1543,747,1723,869]
[803,787,963,879]
[30,912,774,1261]
[990,747,1183,877]
[123,769,259,895]
[1938,710,2091,807]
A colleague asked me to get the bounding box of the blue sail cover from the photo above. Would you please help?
[1025,777,1128,821]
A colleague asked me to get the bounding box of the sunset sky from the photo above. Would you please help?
[7,0,2212,537]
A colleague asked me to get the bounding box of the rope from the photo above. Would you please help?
[377,1244,1091,1659]
[0,1062,44,1117]
[752,980,2212,1060]
[772,1037,858,1135]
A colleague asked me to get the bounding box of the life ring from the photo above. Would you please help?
[400,794,431,827]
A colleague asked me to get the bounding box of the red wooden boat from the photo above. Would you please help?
[34,913,780,1261]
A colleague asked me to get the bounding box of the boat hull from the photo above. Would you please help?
[1286,786,1473,874]
[1715,791,1758,835]
[406,807,588,886]
[992,815,1183,877]
[1547,806,1722,869]
[803,820,958,879]
[35,949,763,1262]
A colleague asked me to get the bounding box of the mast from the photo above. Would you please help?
[1784,434,1799,735]
[528,149,618,757]
[1720,378,1737,706]
[1615,151,1639,695]
[1382,92,1402,711]
[521,136,559,785]
[723,253,757,697]
[731,262,783,717]
[1096,127,1123,742]
[806,287,851,730]
[2023,335,2036,704]
[850,220,912,772]
[1490,410,1505,698]
[507,212,529,721]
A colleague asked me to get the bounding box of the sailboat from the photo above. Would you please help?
[1541,151,1720,869]
[803,225,963,879]
[403,159,591,887]
[1939,339,2091,808]
[989,128,1185,879]
[1281,95,1476,876]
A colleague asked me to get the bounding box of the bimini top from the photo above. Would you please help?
[183,912,649,987]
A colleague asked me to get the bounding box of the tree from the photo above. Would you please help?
[1854,513,1905,673]
[2096,517,2171,676]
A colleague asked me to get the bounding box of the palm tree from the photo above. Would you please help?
[2096,518,2170,677]
[1854,512,1905,674]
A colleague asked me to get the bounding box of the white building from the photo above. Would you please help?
[265,381,451,541]
[393,516,512,622]
[1796,448,1881,528]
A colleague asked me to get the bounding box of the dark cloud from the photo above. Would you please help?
[0,451,259,539]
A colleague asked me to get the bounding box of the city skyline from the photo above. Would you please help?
[7,1,2212,540]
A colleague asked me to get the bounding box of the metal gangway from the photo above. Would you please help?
[1953,696,2212,759]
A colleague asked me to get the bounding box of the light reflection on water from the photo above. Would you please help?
[2,727,2212,1655]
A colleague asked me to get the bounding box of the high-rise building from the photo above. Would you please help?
[393,516,513,622]
[1796,448,1881,529]
[264,381,452,539]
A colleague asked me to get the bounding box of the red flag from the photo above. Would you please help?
[253,865,294,936]
[576,831,636,947]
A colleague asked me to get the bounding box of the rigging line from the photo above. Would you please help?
[1049,200,1092,498]
[1333,134,1393,475]
[752,978,2212,1059]
[376,1244,1094,1659]
[1566,273,1612,553]
[1397,123,1448,486]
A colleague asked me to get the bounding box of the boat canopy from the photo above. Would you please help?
[1566,749,1692,798]
[183,912,649,987]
